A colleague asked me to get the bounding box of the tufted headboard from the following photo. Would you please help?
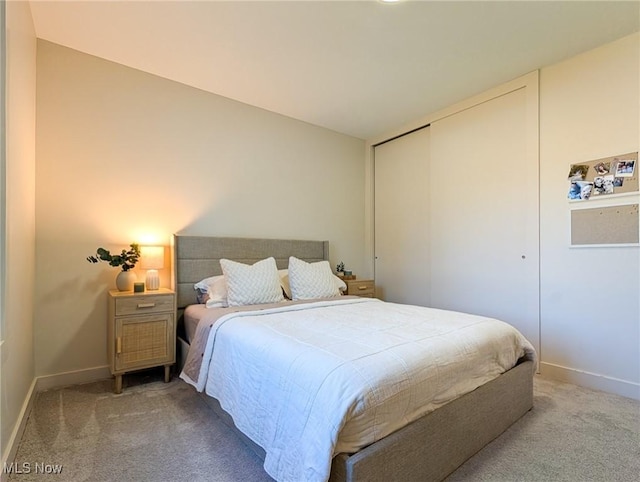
[172,235,329,310]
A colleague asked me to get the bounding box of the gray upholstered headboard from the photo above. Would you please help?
[172,235,329,309]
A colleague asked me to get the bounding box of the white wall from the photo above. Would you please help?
[539,33,639,398]
[1,0,37,467]
[35,41,365,378]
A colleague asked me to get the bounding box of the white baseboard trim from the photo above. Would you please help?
[1,377,37,482]
[540,362,640,401]
[35,365,111,392]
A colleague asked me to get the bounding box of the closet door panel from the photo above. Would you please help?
[374,127,430,305]
[430,88,539,349]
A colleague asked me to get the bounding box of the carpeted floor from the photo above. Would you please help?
[9,370,640,481]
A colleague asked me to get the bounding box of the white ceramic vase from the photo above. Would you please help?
[115,270,137,291]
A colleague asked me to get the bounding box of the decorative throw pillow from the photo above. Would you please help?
[280,268,345,300]
[220,257,285,306]
[288,257,341,300]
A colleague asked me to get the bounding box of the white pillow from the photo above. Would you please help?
[194,275,222,292]
[280,268,345,299]
[194,274,225,305]
[288,257,341,300]
[220,257,285,306]
[206,277,228,308]
[279,269,292,299]
[334,275,347,292]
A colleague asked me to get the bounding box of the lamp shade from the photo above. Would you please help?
[139,246,165,270]
[140,246,165,290]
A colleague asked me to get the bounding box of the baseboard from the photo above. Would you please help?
[1,378,37,482]
[540,362,640,401]
[35,365,111,392]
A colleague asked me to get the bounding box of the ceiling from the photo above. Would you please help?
[29,1,639,140]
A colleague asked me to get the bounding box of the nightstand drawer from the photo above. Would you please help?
[345,279,375,297]
[115,294,174,316]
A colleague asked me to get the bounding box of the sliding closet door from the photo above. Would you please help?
[374,127,430,305]
[430,88,539,351]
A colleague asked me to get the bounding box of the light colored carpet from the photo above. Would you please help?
[9,371,640,481]
[9,371,272,482]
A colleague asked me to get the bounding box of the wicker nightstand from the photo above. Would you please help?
[107,288,176,394]
[344,279,375,298]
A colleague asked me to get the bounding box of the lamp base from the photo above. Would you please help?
[145,270,160,290]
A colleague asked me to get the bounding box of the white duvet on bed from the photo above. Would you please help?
[180,297,536,482]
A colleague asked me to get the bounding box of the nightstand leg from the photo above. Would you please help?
[114,375,122,394]
[164,365,171,383]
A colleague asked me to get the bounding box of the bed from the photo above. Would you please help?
[172,234,536,482]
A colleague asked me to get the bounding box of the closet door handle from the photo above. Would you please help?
[116,337,122,355]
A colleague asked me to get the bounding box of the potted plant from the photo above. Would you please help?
[87,243,141,291]
[336,261,354,279]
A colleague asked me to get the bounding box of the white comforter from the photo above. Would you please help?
[180,297,536,482]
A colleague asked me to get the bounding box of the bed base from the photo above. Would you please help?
[196,359,534,482]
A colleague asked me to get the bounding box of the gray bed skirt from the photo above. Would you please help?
[189,344,533,482]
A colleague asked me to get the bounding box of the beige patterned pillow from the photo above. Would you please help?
[220,257,285,306]
[288,256,341,300]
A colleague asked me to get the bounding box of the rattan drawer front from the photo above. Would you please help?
[115,294,174,316]
[345,279,375,297]
[114,313,175,372]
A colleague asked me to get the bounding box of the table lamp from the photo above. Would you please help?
[140,246,165,290]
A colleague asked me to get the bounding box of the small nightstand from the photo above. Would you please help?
[344,279,375,298]
[107,288,176,394]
